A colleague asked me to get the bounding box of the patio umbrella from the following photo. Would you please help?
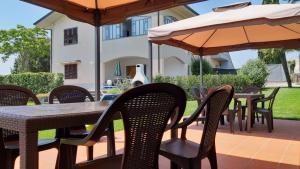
[148,3,300,55]
[114,61,122,77]
[21,0,204,100]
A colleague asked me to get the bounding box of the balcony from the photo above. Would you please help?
[102,16,151,41]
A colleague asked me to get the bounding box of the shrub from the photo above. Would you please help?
[0,72,64,94]
[238,59,269,88]
[115,78,132,92]
[191,57,213,75]
[154,74,251,100]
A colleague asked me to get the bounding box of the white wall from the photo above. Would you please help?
[295,56,300,74]
[51,16,96,90]
[164,57,188,77]
[45,6,234,90]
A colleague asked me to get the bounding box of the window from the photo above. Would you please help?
[164,16,177,24]
[64,64,77,79]
[64,28,78,45]
[103,16,151,40]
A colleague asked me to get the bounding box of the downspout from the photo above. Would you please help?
[50,29,53,73]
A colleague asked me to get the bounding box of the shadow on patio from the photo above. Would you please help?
[14,119,300,169]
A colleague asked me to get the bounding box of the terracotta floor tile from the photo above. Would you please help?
[13,119,300,169]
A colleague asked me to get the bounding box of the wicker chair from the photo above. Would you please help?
[49,85,115,161]
[57,83,187,169]
[0,85,59,169]
[159,85,234,169]
[252,87,280,133]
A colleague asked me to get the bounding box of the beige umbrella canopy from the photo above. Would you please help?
[22,0,204,100]
[148,3,300,56]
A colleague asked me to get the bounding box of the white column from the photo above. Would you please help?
[100,62,105,86]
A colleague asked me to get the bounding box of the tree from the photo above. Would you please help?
[191,57,213,75]
[0,25,50,73]
[259,0,292,87]
[238,59,269,88]
[262,0,279,4]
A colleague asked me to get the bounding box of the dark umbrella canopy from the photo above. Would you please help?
[22,0,204,100]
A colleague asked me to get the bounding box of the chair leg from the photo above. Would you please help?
[207,145,218,169]
[265,113,272,133]
[87,146,93,161]
[220,115,225,125]
[107,121,116,157]
[4,151,18,169]
[261,114,264,124]
[256,112,260,122]
[228,113,234,133]
[271,112,274,130]
[190,160,201,169]
[242,107,246,120]
[237,110,243,131]
[171,161,181,169]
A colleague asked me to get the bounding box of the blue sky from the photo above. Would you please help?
[0,0,298,75]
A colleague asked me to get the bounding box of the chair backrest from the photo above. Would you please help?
[242,86,261,94]
[0,85,40,142]
[49,85,94,104]
[199,85,234,157]
[267,87,280,110]
[84,83,187,169]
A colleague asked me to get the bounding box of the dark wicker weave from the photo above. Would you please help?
[49,85,114,161]
[57,83,187,169]
[159,85,234,169]
[0,85,59,169]
[252,87,280,132]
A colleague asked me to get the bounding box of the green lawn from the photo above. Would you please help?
[184,88,300,120]
[39,88,300,139]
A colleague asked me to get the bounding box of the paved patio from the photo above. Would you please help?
[14,119,300,169]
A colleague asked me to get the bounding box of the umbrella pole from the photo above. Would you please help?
[95,10,101,101]
[149,41,153,82]
[199,55,203,88]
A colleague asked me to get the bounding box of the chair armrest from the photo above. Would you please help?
[177,103,206,128]
[252,96,272,104]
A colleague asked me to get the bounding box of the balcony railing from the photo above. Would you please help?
[103,17,151,41]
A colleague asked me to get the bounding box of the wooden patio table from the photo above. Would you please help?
[234,93,264,132]
[0,101,117,169]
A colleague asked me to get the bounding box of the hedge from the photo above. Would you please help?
[154,74,252,100]
[0,72,64,94]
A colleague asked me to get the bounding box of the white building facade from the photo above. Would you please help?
[36,6,234,90]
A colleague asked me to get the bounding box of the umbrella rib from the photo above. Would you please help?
[181,33,195,42]
[280,25,300,35]
[242,26,250,43]
[200,29,217,48]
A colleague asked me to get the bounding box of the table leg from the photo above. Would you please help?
[246,97,252,133]
[19,131,38,169]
